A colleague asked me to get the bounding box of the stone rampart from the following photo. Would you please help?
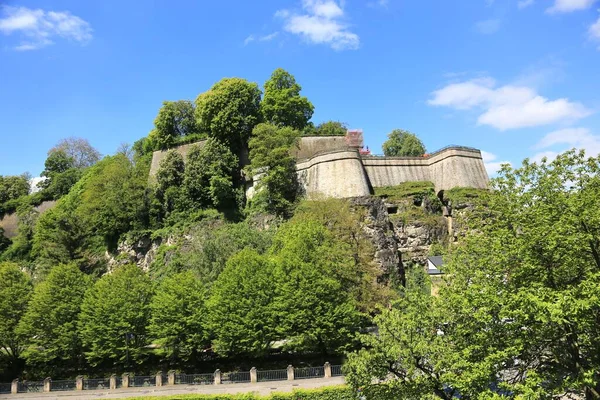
[148,140,207,182]
[0,200,57,239]
[296,150,371,198]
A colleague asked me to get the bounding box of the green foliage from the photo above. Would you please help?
[0,262,32,361]
[17,264,91,368]
[184,139,239,212]
[382,129,426,157]
[247,123,299,217]
[124,386,354,400]
[346,150,600,398]
[151,100,198,150]
[157,150,185,193]
[271,220,361,354]
[443,186,487,205]
[49,137,101,169]
[207,249,278,357]
[77,154,148,249]
[373,181,435,202]
[0,174,30,204]
[261,68,314,130]
[78,264,153,368]
[303,120,347,136]
[149,271,208,363]
[195,78,262,153]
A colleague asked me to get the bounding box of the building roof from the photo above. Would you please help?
[428,256,444,268]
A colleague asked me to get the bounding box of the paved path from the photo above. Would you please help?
[0,377,346,400]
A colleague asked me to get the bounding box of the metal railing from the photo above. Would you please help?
[331,365,343,376]
[295,366,325,380]
[221,371,251,384]
[257,369,288,382]
[83,378,110,390]
[0,364,345,394]
[175,373,213,385]
[130,375,155,387]
[17,381,44,393]
[50,380,77,391]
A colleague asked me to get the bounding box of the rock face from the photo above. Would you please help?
[107,235,174,273]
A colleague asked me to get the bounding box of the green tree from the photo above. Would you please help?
[314,121,348,136]
[195,78,262,153]
[0,174,30,204]
[0,262,32,363]
[261,68,314,130]
[207,249,278,357]
[184,139,239,211]
[78,264,153,368]
[77,154,148,249]
[345,150,600,399]
[17,264,92,371]
[382,129,426,157]
[148,271,208,364]
[49,137,101,169]
[151,100,198,150]
[271,220,361,354]
[247,123,299,217]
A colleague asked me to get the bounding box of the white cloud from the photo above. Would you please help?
[0,5,92,51]
[532,127,600,162]
[276,0,359,50]
[428,77,592,130]
[546,0,596,14]
[244,32,279,46]
[518,0,535,9]
[475,18,501,34]
[590,15,600,47]
[481,150,511,176]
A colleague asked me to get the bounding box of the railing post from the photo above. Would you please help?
[168,370,175,386]
[76,376,84,390]
[109,375,117,390]
[324,362,332,378]
[214,369,221,385]
[287,365,294,381]
[250,367,257,383]
[122,373,130,388]
[156,371,163,387]
[43,378,51,392]
[11,379,18,394]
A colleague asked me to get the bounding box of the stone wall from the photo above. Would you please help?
[0,200,56,239]
[148,137,489,200]
[296,150,371,198]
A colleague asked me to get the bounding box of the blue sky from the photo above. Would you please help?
[1,0,599,178]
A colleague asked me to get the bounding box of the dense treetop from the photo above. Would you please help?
[382,129,426,157]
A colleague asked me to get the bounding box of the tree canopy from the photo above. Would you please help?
[195,78,262,154]
[382,129,426,157]
[261,68,314,130]
[0,262,32,363]
[149,100,198,150]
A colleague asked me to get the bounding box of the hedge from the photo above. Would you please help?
[126,386,354,400]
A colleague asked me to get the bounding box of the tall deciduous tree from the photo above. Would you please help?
[184,139,239,211]
[149,271,208,364]
[247,123,299,217]
[17,264,92,370]
[382,129,426,157]
[0,175,30,204]
[78,264,153,368]
[207,249,278,357]
[49,137,101,169]
[261,68,314,130]
[195,78,262,154]
[345,150,600,399]
[0,262,32,363]
[150,100,198,150]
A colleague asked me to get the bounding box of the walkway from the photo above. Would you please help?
[0,377,346,400]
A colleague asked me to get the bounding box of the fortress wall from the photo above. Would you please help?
[361,158,431,188]
[362,147,488,192]
[296,150,371,198]
[0,200,57,239]
[148,140,207,181]
[294,136,349,160]
[427,148,489,191]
